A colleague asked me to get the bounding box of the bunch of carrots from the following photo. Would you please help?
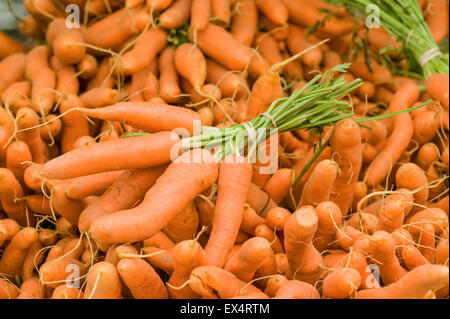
[0,0,449,300]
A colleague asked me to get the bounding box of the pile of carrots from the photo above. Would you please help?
[0,0,449,300]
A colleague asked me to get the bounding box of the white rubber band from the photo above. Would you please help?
[242,122,257,143]
[261,112,277,127]
[419,47,442,67]
[405,30,414,48]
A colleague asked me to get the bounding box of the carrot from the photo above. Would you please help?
[205,58,248,100]
[79,102,201,135]
[336,225,363,251]
[256,0,288,25]
[52,27,86,65]
[368,230,408,284]
[189,266,268,298]
[254,33,284,68]
[51,184,86,226]
[23,0,64,20]
[26,194,52,216]
[427,196,449,216]
[1,81,32,112]
[203,155,252,266]
[366,27,401,58]
[22,241,45,281]
[5,141,32,187]
[262,168,292,205]
[77,54,98,80]
[118,28,167,75]
[211,0,231,26]
[425,0,449,44]
[117,258,168,299]
[417,224,437,263]
[396,163,429,207]
[0,227,38,278]
[230,0,258,46]
[0,219,21,248]
[143,246,175,275]
[365,84,419,186]
[147,0,174,11]
[167,240,208,298]
[357,264,449,299]
[0,279,19,299]
[265,207,291,231]
[265,274,288,297]
[190,0,210,32]
[0,168,28,225]
[105,244,138,266]
[42,131,179,179]
[224,237,272,282]
[38,229,58,247]
[175,43,207,94]
[190,23,269,79]
[157,48,181,103]
[322,267,361,299]
[284,206,322,282]
[376,197,406,233]
[299,160,338,207]
[401,245,430,270]
[87,57,115,90]
[16,277,44,299]
[164,201,199,243]
[79,88,118,108]
[329,119,362,216]
[413,110,441,144]
[160,0,192,29]
[19,16,45,41]
[25,46,56,114]
[349,52,392,85]
[83,8,149,49]
[246,71,285,120]
[287,25,323,67]
[406,208,448,235]
[348,212,379,235]
[84,261,122,299]
[273,280,320,299]
[90,149,218,250]
[283,0,353,36]
[427,73,449,110]
[313,201,342,252]
[78,166,165,233]
[416,143,440,170]
[51,284,83,299]
[0,53,26,96]
[246,183,278,217]
[0,32,27,59]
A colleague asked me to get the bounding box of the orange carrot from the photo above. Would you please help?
[425,0,449,44]
[357,264,449,299]
[84,261,122,299]
[230,0,258,46]
[190,0,210,32]
[160,0,192,29]
[322,267,361,299]
[118,258,168,299]
[51,285,83,299]
[416,142,440,170]
[1,81,32,112]
[164,201,199,243]
[175,43,207,93]
[158,47,181,103]
[329,119,362,216]
[0,227,38,278]
[368,230,408,284]
[90,149,218,250]
[0,219,21,248]
[190,23,269,79]
[78,166,165,233]
[0,32,27,59]
[78,54,98,80]
[0,168,28,225]
[365,84,419,186]
[0,279,19,299]
[42,131,179,179]
[256,0,288,25]
[0,53,26,95]
[313,201,342,252]
[401,245,430,270]
[283,0,353,36]
[287,25,323,67]
[426,73,449,110]
[349,52,392,85]
[211,0,231,26]
[189,265,268,298]
[118,28,167,75]
[205,155,252,267]
[273,280,320,299]
[299,159,338,207]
